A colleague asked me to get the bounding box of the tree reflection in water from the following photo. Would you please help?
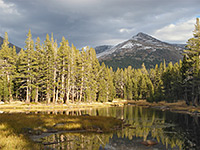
[39,106,200,149]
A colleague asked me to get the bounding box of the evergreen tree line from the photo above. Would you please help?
[114,60,183,102]
[0,30,115,103]
[0,18,199,105]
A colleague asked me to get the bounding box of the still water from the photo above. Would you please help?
[37,105,200,150]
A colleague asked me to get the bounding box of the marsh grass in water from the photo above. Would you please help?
[0,113,123,149]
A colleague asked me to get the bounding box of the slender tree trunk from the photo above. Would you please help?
[72,83,75,103]
[79,86,83,102]
[61,66,65,103]
[194,95,199,106]
[71,70,74,103]
[26,59,30,103]
[35,85,38,103]
[185,86,189,105]
[7,73,13,102]
[79,65,84,102]
[47,92,51,104]
[66,64,71,103]
[26,85,30,103]
[52,67,57,103]
[66,88,70,104]
[192,78,196,106]
[55,88,58,103]
[47,79,51,104]
[194,85,200,106]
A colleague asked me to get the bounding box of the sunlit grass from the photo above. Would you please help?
[0,113,123,149]
[54,122,82,130]
[0,101,125,114]
[0,124,41,150]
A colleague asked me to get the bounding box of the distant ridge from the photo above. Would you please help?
[0,36,21,53]
[95,32,184,70]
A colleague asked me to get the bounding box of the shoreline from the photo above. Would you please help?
[127,100,200,116]
[0,99,200,149]
[0,100,125,113]
[0,99,200,116]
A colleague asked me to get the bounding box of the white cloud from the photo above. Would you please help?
[153,18,196,43]
[0,0,199,48]
[100,38,125,46]
[119,28,130,33]
[0,0,19,14]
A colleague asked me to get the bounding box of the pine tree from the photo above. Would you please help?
[162,62,173,100]
[149,64,164,102]
[181,55,190,105]
[44,34,54,104]
[107,67,115,101]
[70,44,78,103]
[97,63,107,102]
[183,18,200,106]
[51,34,58,103]
[124,66,133,100]
[84,48,100,102]
[138,70,147,99]
[113,68,122,98]
[132,76,138,100]
[18,29,35,103]
[0,32,16,102]
[32,37,43,103]
[57,37,70,103]
[15,48,25,100]
[77,49,86,102]
[172,61,183,100]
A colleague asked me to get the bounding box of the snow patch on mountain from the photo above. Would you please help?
[121,41,133,49]
[144,46,152,49]
[96,46,117,58]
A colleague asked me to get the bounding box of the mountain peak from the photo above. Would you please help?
[97,32,183,70]
[133,32,154,39]
[136,32,149,37]
[132,32,162,44]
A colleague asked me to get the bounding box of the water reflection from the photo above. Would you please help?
[36,106,200,150]
[41,132,112,150]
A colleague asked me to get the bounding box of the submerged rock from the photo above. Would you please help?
[82,114,90,116]
[97,128,103,133]
[141,140,158,146]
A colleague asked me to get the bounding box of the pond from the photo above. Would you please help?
[32,105,200,150]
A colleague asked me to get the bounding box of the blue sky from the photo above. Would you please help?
[0,0,199,48]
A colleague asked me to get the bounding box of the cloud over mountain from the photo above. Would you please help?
[0,0,199,48]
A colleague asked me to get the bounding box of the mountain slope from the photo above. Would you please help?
[94,45,113,54]
[97,32,184,69]
[0,36,21,53]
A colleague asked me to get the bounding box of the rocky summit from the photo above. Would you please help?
[96,32,184,70]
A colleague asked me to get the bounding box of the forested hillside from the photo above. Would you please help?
[0,18,199,106]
